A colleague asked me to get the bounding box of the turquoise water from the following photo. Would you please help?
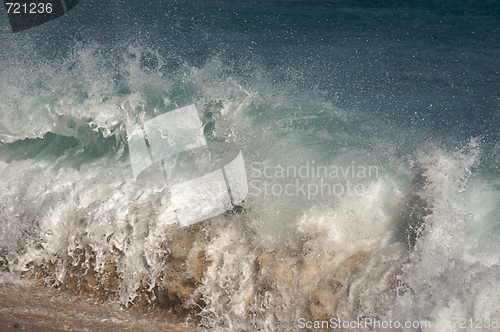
[1,1,500,331]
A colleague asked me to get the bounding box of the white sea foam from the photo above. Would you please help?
[1,41,499,332]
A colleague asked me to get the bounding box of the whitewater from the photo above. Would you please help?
[1,1,499,331]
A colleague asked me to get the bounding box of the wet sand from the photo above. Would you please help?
[0,282,199,332]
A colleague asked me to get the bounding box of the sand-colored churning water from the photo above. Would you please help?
[1,204,404,331]
[0,282,199,332]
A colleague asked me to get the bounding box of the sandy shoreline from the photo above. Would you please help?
[0,282,199,332]
[0,314,65,332]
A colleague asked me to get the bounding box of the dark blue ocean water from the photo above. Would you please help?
[1,1,500,331]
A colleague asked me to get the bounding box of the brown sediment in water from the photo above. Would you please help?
[304,251,370,321]
[16,217,402,330]
[23,222,215,326]
[0,282,199,332]
[0,315,65,332]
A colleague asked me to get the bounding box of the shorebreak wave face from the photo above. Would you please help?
[128,104,248,227]
[0,1,499,331]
